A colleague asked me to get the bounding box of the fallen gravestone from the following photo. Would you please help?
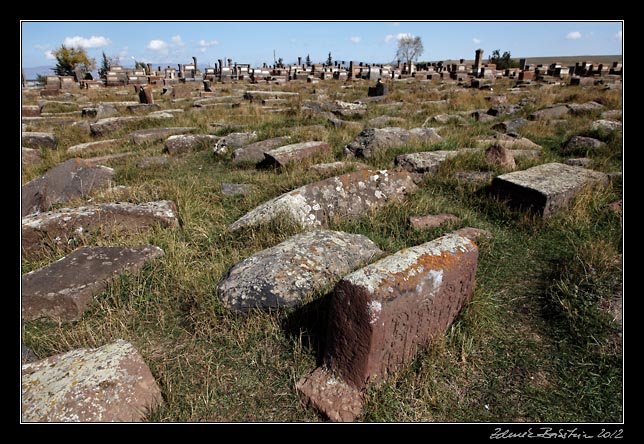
[164,134,220,155]
[22,339,163,422]
[475,134,542,150]
[567,101,604,115]
[228,169,417,232]
[307,161,371,176]
[22,245,165,321]
[262,141,331,169]
[491,162,609,218]
[232,136,291,165]
[131,127,196,145]
[214,131,258,157]
[394,150,462,174]
[22,201,178,261]
[600,110,621,120]
[21,158,115,217]
[591,120,622,133]
[562,136,606,155]
[492,118,528,133]
[66,138,123,154]
[297,234,478,421]
[90,116,148,137]
[345,127,441,158]
[217,230,382,311]
[22,132,57,149]
[528,104,570,120]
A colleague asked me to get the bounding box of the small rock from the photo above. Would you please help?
[22,132,57,149]
[591,120,622,133]
[562,136,606,155]
[409,213,460,230]
[485,144,516,169]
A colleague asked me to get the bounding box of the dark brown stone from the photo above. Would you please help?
[485,144,516,169]
[138,85,154,104]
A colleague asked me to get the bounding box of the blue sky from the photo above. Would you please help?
[21,21,623,69]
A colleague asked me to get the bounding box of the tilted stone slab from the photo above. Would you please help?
[164,134,220,154]
[22,339,163,422]
[228,169,417,232]
[395,150,461,174]
[297,234,478,421]
[345,127,442,158]
[232,136,292,165]
[22,245,164,321]
[474,135,542,150]
[21,158,115,217]
[263,141,331,168]
[243,90,299,102]
[214,131,258,155]
[217,230,382,311]
[22,132,57,149]
[491,162,609,218]
[528,104,570,120]
[90,116,147,137]
[66,138,123,154]
[22,201,178,261]
[131,127,196,145]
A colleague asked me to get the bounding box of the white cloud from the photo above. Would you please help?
[384,34,395,43]
[473,37,481,44]
[385,33,414,44]
[44,50,55,60]
[63,35,111,48]
[397,33,414,40]
[565,31,582,40]
[615,30,622,40]
[350,36,361,44]
[199,39,219,47]
[171,35,184,46]
[147,39,167,51]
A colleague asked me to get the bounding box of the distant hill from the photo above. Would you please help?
[438,55,622,67]
[22,65,55,80]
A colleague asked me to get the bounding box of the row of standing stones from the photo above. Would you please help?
[21,89,621,422]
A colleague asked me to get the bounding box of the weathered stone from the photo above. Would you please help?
[471,110,495,122]
[567,101,604,115]
[95,103,118,119]
[296,367,364,423]
[229,169,417,232]
[126,103,161,115]
[600,110,621,120]
[138,85,154,104]
[131,127,197,145]
[591,119,622,133]
[214,131,258,156]
[66,138,122,154]
[21,158,115,217]
[22,132,57,149]
[243,90,299,101]
[21,201,178,261]
[395,150,459,174]
[528,105,570,120]
[328,117,363,130]
[345,127,442,158]
[298,234,478,421]
[307,161,371,176]
[475,134,542,150]
[232,136,291,165]
[22,105,41,117]
[455,171,495,184]
[148,109,183,118]
[21,339,162,422]
[491,163,609,218]
[22,245,164,321]
[452,227,492,242]
[331,101,367,117]
[137,156,169,168]
[221,183,255,197]
[22,148,42,166]
[564,158,592,168]
[90,116,144,137]
[562,135,606,155]
[367,115,406,127]
[485,144,516,169]
[217,230,382,311]
[164,134,219,155]
[22,344,38,364]
[485,95,507,105]
[487,105,522,117]
[83,152,133,166]
[409,213,460,230]
[262,141,331,169]
[492,118,528,133]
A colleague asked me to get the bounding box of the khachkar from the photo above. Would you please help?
[474,48,484,76]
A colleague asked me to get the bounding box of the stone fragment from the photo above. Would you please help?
[232,136,291,165]
[528,104,570,120]
[164,134,219,155]
[564,158,592,168]
[66,138,122,154]
[591,120,622,133]
[131,127,196,145]
[22,132,57,149]
[22,148,42,166]
[262,141,331,168]
[90,116,145,137]
[22,344,38,364]
[307,162,371,176]
[567,101,604,115]
[409,213,460,230]
[214,131,258,156]
[492,118,528,133]
[345,127,441,158]
[485,144,516,169]
[562,136,606,155]
[395,150,460,174]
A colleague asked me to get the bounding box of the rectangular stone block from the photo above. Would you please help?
[491,162,609,218]
[262,141,331,169]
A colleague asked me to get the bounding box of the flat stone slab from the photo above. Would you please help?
[21,158,115,217]
[307,161,371,176]
[22,201,178,261]
[298,234,478,421]
[296,366,364,422]
[228,169,417,232]
[67,138,123,154]
[22,132,57,149]
[475,135,542,150]
[528,104,570,120]
[214,132,258,156]
[90,116,147,137]
[410,213,460,230]
[22,245,165,321]
[164,134,220,154]
[217,230,382,311]
[562,136,606,155]
[567,101,604,115]
[491,162,609,218]
[22,148,42,166]
[232,136,292,165]
[131,127,196,145]
[22,339,163,422]
[394,150,460,174]
[262,141,331,168]
[345,127,442,158]
[243,90,299,101]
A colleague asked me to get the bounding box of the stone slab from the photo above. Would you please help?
[131,127,196,145]
[164,134,220,154]
[345,127,442,158]
[394,150,460,174]
[22,132,57,149]
[67,138,123,154]
[263,141,331,168]
[232,136,292,165]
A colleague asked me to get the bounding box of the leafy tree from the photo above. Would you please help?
[396,36,424,67]
[306,54,311,66]
[488,49,519,70]
[133,60,148,71]
[98,51,120,78]
[326,52,333,66]
[52,45,96,78]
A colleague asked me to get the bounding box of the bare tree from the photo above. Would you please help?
[396,36,424,67]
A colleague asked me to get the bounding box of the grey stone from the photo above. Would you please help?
[82,152,134,166]
[228,169,417,232]
[327,117,363,130]
[492,163,609,218]
[395,150,460,174]
[95,103,118,119]
[331,100,367,117]
[307,162,371,176]
[600,110,622,120]
[452,227,493,242]
[562,136,606,155]
[475,134,542,150]
[564,158,593,168]
[22,344,38,364]
[492,118,528,133]
[90,116,145,137]
[22,132,57,149]
[214,132,258,156]
[485,144,516,169]
[471,110,496,122]
[217,230,382,311]
[126,103,160,114]
[66,138,123,154]
[243,90,299,101]
[21,158,115,217]
[164,134,220,155]
[21,201,178,261]
[567,101,604,115]
[345,127,442,158]
[232,136,291,165]
[22,148,42,166]
[221,183,255,197]
[131,127,197,145]
[21,339,163,422]
[528,105,570,120]
[22,245,165,321]
[455,171,495,184]
[367,115,406,127]
[487,105,522,117]
[591,120,622,133]
[263,141,331,169]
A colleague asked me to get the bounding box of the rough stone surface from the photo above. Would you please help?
[344,127,442,158]
[217,230,382,311]
[232,136,291,165]
[567,101,604,115]
[21,158,115,217]
[492,162,609,218]
[564,158,592,168]
[331,100,367,117]
[492,118,528,133]
[263,141,331,168]
[67,139,122,154]
[485,144,516,169]
[22,344,38,364]
[22,245,165,321]
[452,227,493,242]
[475,134,542,150]
[307,162,371,176]
[214,131,258,156]
[455,171,495,184]
[394,150,459,174]
[22,132,57,149]
[164,134,219,155]
[90,116,147,137]
[228,169,417,232]
[21,339,163,422]
[22,148,42,166]
[296,367,364,422]
[591,119,622,133]
[600,110,621,120]
[562,136,606,155]
[131,127,196,145]
[528,104,570,120]
[22,201,178,261]
[221,183,255,197]
[410,213,460,230]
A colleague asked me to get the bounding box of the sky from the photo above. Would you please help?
[21,21,623,69]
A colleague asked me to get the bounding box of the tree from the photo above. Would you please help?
[326,52,333,66]
[306,54,311,66]
[133,60,147,71]
[52,45,96,78]
[488,49,519,70]
[396,36,424,67]
[98,51,119,79]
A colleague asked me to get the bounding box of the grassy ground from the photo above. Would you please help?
[21,76,622,423]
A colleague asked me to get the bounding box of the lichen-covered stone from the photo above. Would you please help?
[232,136,292,165]
[591,119,622,133]
[22,201,178,261]
[307,161,371,176]
[263,141,331,168]
[214,131,258,156]
[567,101,604,115]
[492,162,609,218]
[22,131,57,149]
[394,150,460,174]
[164,134,219,155]
[90,116,146,137]
[21,339,163,422]
[131,127,196,145]
[22,245,165,321]
[296,367,364,422]
[217,230,382,311]
[344,127,441,158]
[228,169,417,232]
[67,138,123,154]
[562,136,606,155]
